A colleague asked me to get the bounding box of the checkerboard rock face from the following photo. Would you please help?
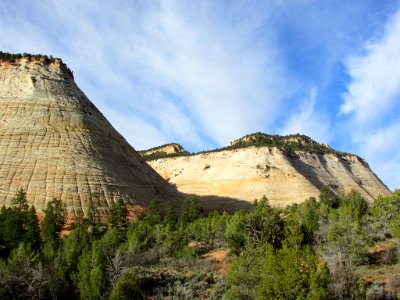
[147,144,392,208]
[0,57,180,214]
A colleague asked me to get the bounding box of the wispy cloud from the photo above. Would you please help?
[0,0,296,151]
[341,10,400,126]
[341,10,400,190]
[282,87,332,143]
[0,1,399,188]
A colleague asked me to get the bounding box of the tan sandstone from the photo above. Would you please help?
[0,56,180,214]
[147,146,391,207]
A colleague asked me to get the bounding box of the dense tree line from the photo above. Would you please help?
[0,188,399,299]
[139,133,351,161]
[194,132,350,157]
[0,51,53,63]
[140,151,189,161]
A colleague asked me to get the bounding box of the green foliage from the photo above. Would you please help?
[109,269,143,300]
[319,186,340,209]
[41,198,67,246]
[186,211,228,248]
[0,190,41,253]
[341,190,369,219]
[139,143,189,161]
[179,197,202,224]
[109,197,128,235]
[327,204,368,264]
[195,132,349,156]
[289,197,320,245]
[164,203,177,228]
[122,220,155,253]
[87,195,103,238]
[224,247,267,299]
[258,221,330,299]
[0,186,398,298]
[25,206,41,251]
[146,198,162,225]
[0,207,26,250]
[62,217,91,274]
[11,188,29,213]
[225,197,284,253]
[140,150,189,161]
[72,242,105,299]
[371,190,400,238]
[0,51,52,62]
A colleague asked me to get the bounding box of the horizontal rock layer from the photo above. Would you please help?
[0,57,180,214]
[148,147,391,206]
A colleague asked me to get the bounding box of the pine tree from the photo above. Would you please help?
[41,198,67,247]
[11,188,29,213]
[24,206,41,251]
[109,197,128,235]
[146,198,162,225]
[164,203,177,228]
[87,194,102,238]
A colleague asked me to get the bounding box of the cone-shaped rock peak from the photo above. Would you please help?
[0,54,181,214]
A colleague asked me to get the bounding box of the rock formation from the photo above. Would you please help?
[144,133,391,207]
[0,53,180,214]
[139,143,189,161]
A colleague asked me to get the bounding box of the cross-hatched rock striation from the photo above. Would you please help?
[146,135,391,207]
[0,55,180,214]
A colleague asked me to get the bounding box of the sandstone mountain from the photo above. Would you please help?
[139,143,189,161]
[143,133,391,207]
[0,53,180,214]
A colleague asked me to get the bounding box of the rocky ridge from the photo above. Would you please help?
[139,143,189,161]
[0,53,180,214]
[144,134,391,206]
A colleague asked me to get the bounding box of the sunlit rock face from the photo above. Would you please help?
[146,138,391,207]
[0,56,180,214]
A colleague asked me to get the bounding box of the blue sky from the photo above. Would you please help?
[1,0,399,190]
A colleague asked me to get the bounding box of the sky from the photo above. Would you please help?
[0,0,399,190]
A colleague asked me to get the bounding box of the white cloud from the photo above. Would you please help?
[341,10,400,190]
[282,87,331,143]
[358,122,400,191]
[126,1,294,146]
[341,10,400,126]
[0,0,295,151]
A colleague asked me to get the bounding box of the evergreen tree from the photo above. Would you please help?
[258,221,330,299]
[109,269,143,300]
[11,187,29,213]
[1,207,25,250]
[24,205,41,251]
[319,185,340,209]
[146,198,162,225]
[87,194,102,238]
[179,197,201,224]
[41,198,67,247]
[109,197,128,235]
[164,203,177,228]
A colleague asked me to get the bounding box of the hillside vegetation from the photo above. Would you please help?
[139,143,190,161]
[0,51,54,63]
[140,132,352,161]
[0,187,399,299]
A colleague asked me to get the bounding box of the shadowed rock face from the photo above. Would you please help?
[146,143,391,206]
[0,56,180,214]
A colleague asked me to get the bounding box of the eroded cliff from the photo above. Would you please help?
[146,135,391,206]
[0,54,180,214]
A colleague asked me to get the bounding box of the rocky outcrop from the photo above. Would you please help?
[0,54,180,214]
[146,136,391,206]
[139,143,189,160]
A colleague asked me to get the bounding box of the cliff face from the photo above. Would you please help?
[0,56,180,214]
[147,144,391,206]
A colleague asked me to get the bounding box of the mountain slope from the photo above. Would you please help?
[145,134,391,206]
[0,53,180,214]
